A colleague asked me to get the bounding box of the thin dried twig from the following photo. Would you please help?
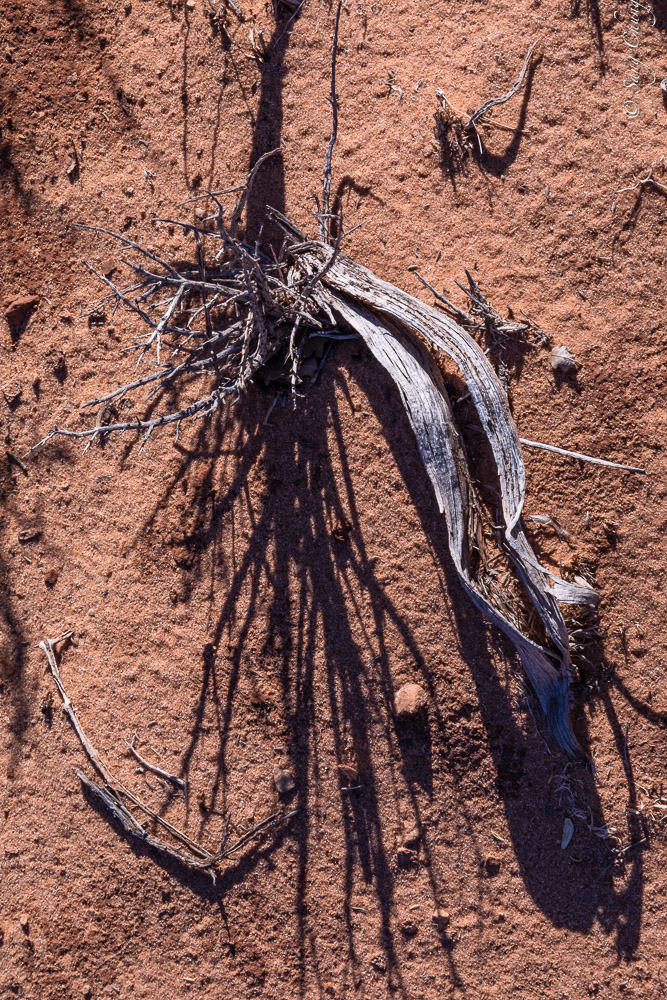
[616,156,667,197]
[466,42,537,152]
[127,734,188,798]
[321,1,343,244]
[191,809,300,869]
[40,634,214,864]
[435,43,537,160]
[519,438,645,475]
[77,772,213,871]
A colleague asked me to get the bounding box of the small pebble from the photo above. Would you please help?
[19,913,29,933]
[2,381,23,410]
[402,825,420,848]
[394,682,428,719]
[431,908,450,929]
[370,954,387,973]
[482,854,501,876]
[273,766,295,796]
[4,294,38,333]
[549,345,578,377]
[45,568,59,587]
[561,816,574,849]
[400,919,418,937]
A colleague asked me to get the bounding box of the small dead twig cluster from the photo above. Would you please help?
[40,634,297,879]
[205,0,244,25]
[635,785,667,835]
[434,42,536,164]
[30,148,345,455]
[415,268,548,390]
[434,90,472,168]
[552,764,620,847]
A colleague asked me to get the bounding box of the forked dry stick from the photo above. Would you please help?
[40,634,296,878]
[612,156,667,213]
[616,156,667,197]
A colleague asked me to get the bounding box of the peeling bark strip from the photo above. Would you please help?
[297,245,599,755]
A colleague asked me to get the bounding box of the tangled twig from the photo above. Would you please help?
[27,157,335,456]
[435,42,537,160]
[614,156,667,207]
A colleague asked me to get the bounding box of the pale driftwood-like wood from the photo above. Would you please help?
[308,264,591,755]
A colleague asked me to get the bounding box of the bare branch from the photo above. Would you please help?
[519,438,645,475]
[321,1,343,244]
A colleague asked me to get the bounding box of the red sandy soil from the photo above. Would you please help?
[1,2,666,998]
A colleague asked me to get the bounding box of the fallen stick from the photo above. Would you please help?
[320,0,343,243]
[127,734,188,798]
[519,438,645,475]
[77,772,210,871]
[191,809,300,869]
[39,634,213,865]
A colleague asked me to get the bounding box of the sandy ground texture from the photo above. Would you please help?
[1,1,666,998]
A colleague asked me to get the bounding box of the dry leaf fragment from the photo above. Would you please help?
[561,817,574,849]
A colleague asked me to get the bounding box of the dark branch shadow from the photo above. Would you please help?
[569,0,606,66]
[244,7,307,241]
[131,329,645,983]
[471,58,538,177]
[0,466,29,779]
